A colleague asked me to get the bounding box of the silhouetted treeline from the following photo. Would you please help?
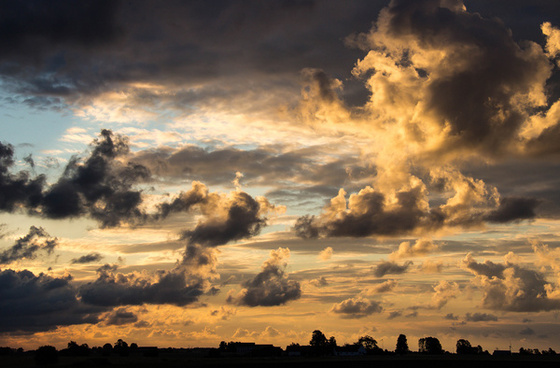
[1,332,558,362]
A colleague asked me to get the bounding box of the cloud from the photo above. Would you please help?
[463,253,560,312]
[309,276,329,288]
[390,239,438,259]
[104,308,138,326]
[387,311,402,320]
[0,226,57,264]
[420,260,444,273]
[519,327,535,336]
[78,263,207,307]
[227,247,301,307]
[373,260,412,278]
[465,312,498,322]
[330,297,383,318]
[210,306,236,321]
[179,190,282,247]
[41,129,150,227]
[0,142,45,213]
[71,253,104,264]
[367,279,398,293]
[484,197,540,223]
[432,280,460,309]
[444,313,459,320]
[318,247,333,261]
[0,269,102,333]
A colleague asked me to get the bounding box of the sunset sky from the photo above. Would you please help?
[2,0,560,353]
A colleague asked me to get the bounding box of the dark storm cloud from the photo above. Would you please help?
[0,141,45,212]
[462,254,560,312]
[78,264,205,307]
[465,312,498,322]
[71,252,104,264]
[0,226,57,264]
[227,248,301,307]
[330,297,383,318]
[484,197,540,223]
[0,130,151,228]
[42,129,150,227]
[0,0,386,109]
[0,268,102,333]
[373,260,412,277]
[104,307,138,326]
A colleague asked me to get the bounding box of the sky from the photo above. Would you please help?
[1,0,560,352]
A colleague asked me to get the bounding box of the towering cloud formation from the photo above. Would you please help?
[294,0,559,239]
[228,248,301,307]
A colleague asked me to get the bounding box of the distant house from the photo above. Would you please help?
[286,345,318,356]
[227,342,282,356]
[335,345,367,356]
[492,350,511,356]
[230,342,256,355]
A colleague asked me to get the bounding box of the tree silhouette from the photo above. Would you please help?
[328,336,337,348]
[356,335,378,352]
[396,334,409,354]
[310,330,328,347]
[456,339,472,354]
[102,343,113,356]
[35,345,58,365]
[419,337,443,354]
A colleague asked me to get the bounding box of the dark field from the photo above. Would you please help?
[3,353,560,368]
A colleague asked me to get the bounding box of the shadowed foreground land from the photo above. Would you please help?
[3,353,560,368]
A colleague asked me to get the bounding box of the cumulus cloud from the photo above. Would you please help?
[0,269,102,333]
[104,307,138,326]
[42,129,150,227]
[373,260,412,278]
[0,142,45,213]
[462,253,560,312]
[78,263,207,307]
[420,260,444,273]
[292,0,560,240]
[390,239,438,259]
[318,247,333,261]
[179,190,283,247]
[227,248,301,307]
[0,226,57,264]
[432,280,460,309]
[364,279,398,294]
[465,312,498,322]
[0,130,151,228]
[309,276,329,287]
[330,297,383,318]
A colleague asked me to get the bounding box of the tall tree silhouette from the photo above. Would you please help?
[396,334,409,354]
